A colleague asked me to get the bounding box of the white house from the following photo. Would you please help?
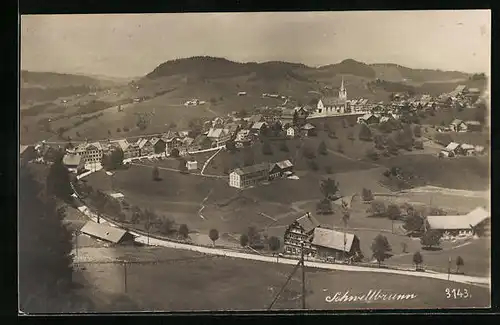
[286,126,297,138]
[450,119,468,132]
[186,160,198,171]
[229,163,270,189]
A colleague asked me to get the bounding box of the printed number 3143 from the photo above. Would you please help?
[445,288,470,299]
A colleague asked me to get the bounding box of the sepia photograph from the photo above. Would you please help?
[19,10,491,313]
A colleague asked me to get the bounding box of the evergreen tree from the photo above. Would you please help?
[46,154,73,202]
[358,123,372,141]
[19,166,81,313]
[318,141,328,155]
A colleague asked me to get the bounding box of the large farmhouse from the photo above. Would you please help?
[283,213,321,256]
[310,227,362,260]
[426,207,490,238]
[228,163,270,189]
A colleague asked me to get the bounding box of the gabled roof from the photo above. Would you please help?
[231,162,269,176]
[295,213,321,233]
[207,128,225,138]
[112,139,130,151]
[361,113,379,120]
[460,143,475,150]
[137,138,150,149]
[248,114,263,124]
[276,159,293,169]
[311,227,355,252]
[468,88,480,93]
[427,207,490,230]
[301,123,316,130]
[62,153,82,166]
[149,137,165,146]
[445,142,460,151]
[321,97,345,106]
[86,142,102,151]
[251,122,267,130]
[80,221,131,244]
[465,120,481,126]
[451,119,463,126]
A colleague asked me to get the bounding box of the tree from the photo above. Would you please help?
[404,210,424,233]
[46,155,73,202]
[361,188,374,202]
[152,166,160,181]
[179,224,189,239]
[225,139,237,152]
[358,123,372,141]
[316,198,333,215]
[292,110,299,126]
[420,230,442,249]
[279,141,289,152]
[76,131,81,138]
[413,251,423,271]
[320,178,340,200]
[303,146,316,159]
[178,159,188,173]
[159,218,175,235]
[268,236,281,257]
[413,125,422,138]
[414,140,424,150]
[262,141,273,155]
[336,143,344,153]
[116,128,121,133]
[170,148,180,158]
[456,256,464,274]
[341,205,350,259]
[371,234,392,267]
[342,119,348,128]
[386,204,401,220]
[368,200,386,217]
[240,234,249,247]
[209,228,219,246]
[19,166,77,313]
[318,140,328,155]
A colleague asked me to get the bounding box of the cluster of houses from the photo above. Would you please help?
[439,141,486,158]
[282,212,363,261]
[184,99,206,106]
[228,159,294,189]
[438,119,483,133]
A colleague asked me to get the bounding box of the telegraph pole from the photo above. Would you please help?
[75,230,79,258]
[123,261,128,293]
[447,257,451,281]
[301,241,306,310]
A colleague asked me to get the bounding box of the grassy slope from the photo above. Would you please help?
[77,246,490,311]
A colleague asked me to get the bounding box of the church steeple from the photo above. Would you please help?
[339,76,347,101]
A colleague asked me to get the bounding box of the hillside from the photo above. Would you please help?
[370,63,471,84]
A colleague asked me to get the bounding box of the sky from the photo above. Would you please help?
[21,11,491,78]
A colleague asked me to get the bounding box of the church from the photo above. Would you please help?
[310,78,351,118]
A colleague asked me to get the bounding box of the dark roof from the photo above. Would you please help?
[80,221,131,244]
[311,227,355,252]
[321,97,345,106]
[62,154,82,166]
[295,213,320,233]
[232,162,269,176]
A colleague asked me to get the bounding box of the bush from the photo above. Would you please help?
[361,188,374,202]
[308,160,319,171]
[303,147,316,159]
[386,204,401,220]
[368,200,386,216]
[116,128,121,133]
[123,126,129,132]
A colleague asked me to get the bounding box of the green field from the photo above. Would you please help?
[75,246,490,311]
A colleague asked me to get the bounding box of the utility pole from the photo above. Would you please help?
[147,211,150,246]
[123,261,128,293]
[447,257,451,281]
[75,230,79,258]
[301,241,306,310]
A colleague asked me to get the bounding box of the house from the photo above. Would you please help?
[248,114,264,124]
[150,137,167,154]
[301,123,316,137]
[78,142,104,165]
[450,119,468,132]
[357,113,380,125]
[283,213,321,256]
[296,106,310,119]
[228,163,270,189]
[269,160,294,179]
[460,143,476,156]
[237,91,247,96]
[310,227,362,260]
[286,126,298,138]
[464,120,482,132]
[112,139,139,159]
[207,128,231,147]
[62,153,85,173]
[165,137,183,154]
[79,221,135,245]
[186,160,198,171]
[192,135,212,151]
[137,138,154,156]
[426,207,490,238]
[439,142,460,157]
[179,137,195,155]
[475,145,485,155]
[280,108,296,125]
[251,122,267,133]
[236,129,250,142]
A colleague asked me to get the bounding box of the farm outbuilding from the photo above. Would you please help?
[79,221,134,245]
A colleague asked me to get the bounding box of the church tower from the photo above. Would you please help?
[339,77,347,101]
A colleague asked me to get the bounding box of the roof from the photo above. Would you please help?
[311,227,355,252]
[427,207,490,230]
[302,123,316,130]
[460,143,475,150]
[109,192,125,199]
[231,162,270,176]
[321,97,345,106]
[207,128,225,138]
[149,137,164,146]
[295,213,321,233]
[281,108,295,117]
[20,145,28,155]
[62,153,82,166]
[137,138,149,149]
[361,113,378,120]
[248,114,263,124]
[252,122,266,130]
[475,145,485,152]
[181,137,194,146]
[450,119,463,126]
[468,88,480,93]
[455,85,467,92]
[83,142,102,151]
[445,142,460,151]
[276,160,293,169]
[465,120,481,126]
[112,139,129,151]
[80,221,130,244]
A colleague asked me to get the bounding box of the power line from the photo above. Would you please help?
[268,259,301,310]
